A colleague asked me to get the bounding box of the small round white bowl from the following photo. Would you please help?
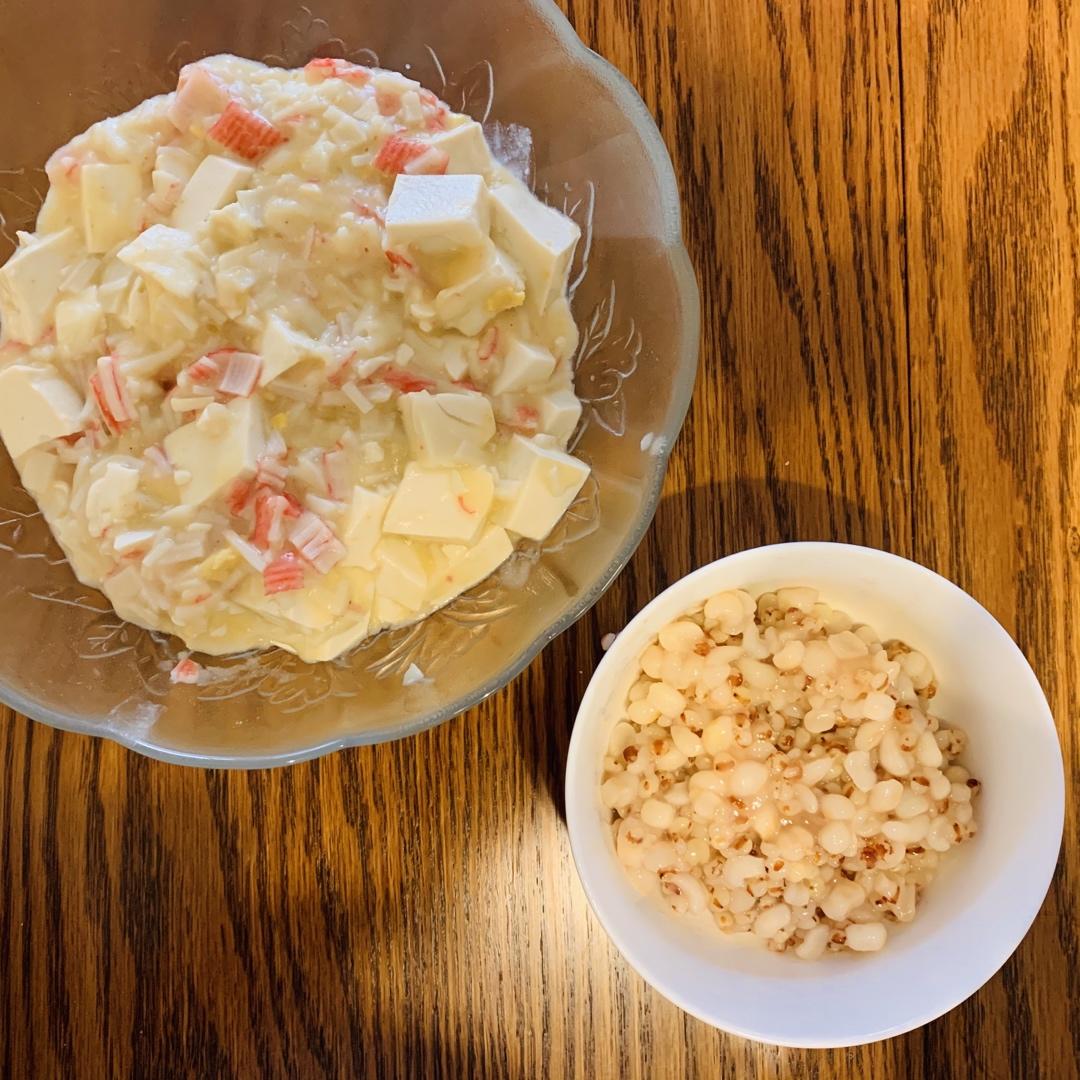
[565,542,1064,1048]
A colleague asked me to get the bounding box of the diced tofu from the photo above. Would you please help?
[538,386,583,442]
[55,287,104,359]
[18,446,61,495]
[151,146,198,209]
[383,463,494,543]
[342,566,376,614]
[259,313,322,385]
[85,461,140,537]
[17,446,70,514]
[236,569,350,630]
[172,155,253,234]
[385,174,491,255]
[427,525,513,607]
[490,182,580,311]
[341,486,389,570]
[36,184,82,234]
[492,338,556,394]
[0,227,82,343]
[434,246,524,335]
[303,603,374,662]
[399,390,496,463]
[374,595,413,627]
[80,163,144,254]
[117,224,204,299]
[429,121,495,177]
[164,397,265,506]
[493,435,590,541]
[375,538,428,611]
[0,365,84,458]
[102,565,157,625]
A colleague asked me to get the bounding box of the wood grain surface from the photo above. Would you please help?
[1,0,1078,1076]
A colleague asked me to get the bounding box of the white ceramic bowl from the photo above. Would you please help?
[565,542,1064,1048]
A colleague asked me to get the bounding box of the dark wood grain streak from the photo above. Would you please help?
[0,0,1076,1077]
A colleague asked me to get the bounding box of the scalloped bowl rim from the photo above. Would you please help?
[0,1,701,768]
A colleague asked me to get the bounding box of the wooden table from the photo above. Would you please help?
[1,0,1077,1076]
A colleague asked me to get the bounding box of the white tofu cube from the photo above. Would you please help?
[172,155,253,234]
[151,145,198,209]
[85,460,141,537]
[164,397,265,506]
[17,446,70,514]
[54,287,104,360]
[0,227,82,343]
[80,163,144,253]
[303,600,375,661]
[259,313,322,385]
[117,224,205,300]
[374,595,413,627]
[427,525,513,607]
[385,174,490,255]
[538,386,583,442]
[429,121,495,177]
[0,364,84,459]
[493,435,590,541]
[341,486,390,570]
[18,446,61,495]
[491,338,556,394]
[433,246,524,335]
[374,537,429,611]
[490,182,580,311]
[383,464,494,543]
[399,390,496,463]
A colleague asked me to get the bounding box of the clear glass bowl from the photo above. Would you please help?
[0,0,700,765]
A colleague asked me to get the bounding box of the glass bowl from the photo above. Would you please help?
[0,0,700,766]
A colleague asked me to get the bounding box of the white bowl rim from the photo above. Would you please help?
[564,541,1065,1048]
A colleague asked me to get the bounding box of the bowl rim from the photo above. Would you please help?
[564,541,1065,1047]
[0,0,701,768]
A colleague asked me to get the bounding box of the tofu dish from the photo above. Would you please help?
[0,54,590,663]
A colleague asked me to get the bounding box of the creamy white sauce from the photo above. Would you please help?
[0,54,589,662]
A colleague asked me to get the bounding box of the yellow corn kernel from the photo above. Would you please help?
[197,547,239,582]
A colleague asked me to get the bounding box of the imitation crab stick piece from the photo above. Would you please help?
[419,89,449,132]
[369,364,436,395]
[373,135,449,176]
[263,551,306,595]
[185,355,221,384]
[169,657,202,685]
[322,448,350,500]
[384,249,415,273]
[226,476,256,516]
[251,490,289,550]
[255,454,288,492]
[168,66,229,133]
[289,511,346,573]
[217,351,263,397]
[89,354,134,431]
[304,58,371,84]
[208,101,286,162]
[478,326,500,362]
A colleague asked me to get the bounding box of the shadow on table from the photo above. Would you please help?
[518,475,887,821]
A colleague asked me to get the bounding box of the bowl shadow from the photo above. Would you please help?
[516,475,887,821]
